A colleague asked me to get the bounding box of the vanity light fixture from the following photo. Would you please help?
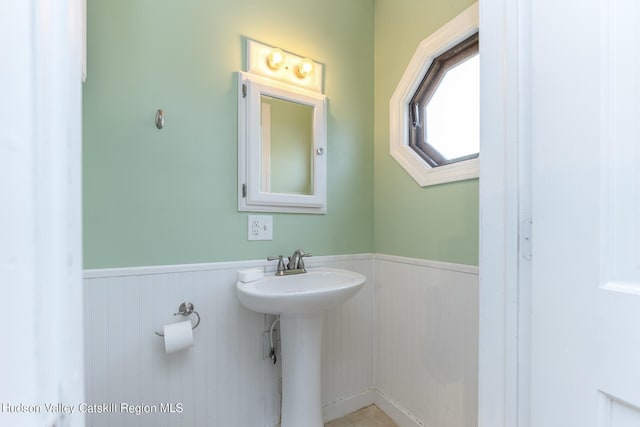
[296,58,314,79]
[266,48,285,70]
[246,39,324,93]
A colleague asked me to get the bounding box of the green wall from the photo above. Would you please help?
[84,0,479,269]
[373,0,479,265]
[83,0,374,268]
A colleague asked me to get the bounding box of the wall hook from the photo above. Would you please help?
[155,109,165,129]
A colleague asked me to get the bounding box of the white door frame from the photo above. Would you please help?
[0,1,85,426]
[478,0,532,426]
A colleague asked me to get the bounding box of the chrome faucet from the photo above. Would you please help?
[267,249,312,276]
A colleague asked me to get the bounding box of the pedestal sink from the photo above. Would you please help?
[236,267,366,427]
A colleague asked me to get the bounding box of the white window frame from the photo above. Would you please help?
[389,2,479,187]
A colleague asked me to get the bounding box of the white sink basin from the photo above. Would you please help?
[236,267,366,316]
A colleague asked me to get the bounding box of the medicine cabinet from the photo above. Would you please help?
[237,58,327,214]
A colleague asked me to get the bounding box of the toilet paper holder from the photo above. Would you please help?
[155,302,201,337]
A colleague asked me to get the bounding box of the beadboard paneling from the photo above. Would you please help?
[321,257,375,417]
[84,254,478,427]
[374,255,479,427]
[83,255,374,427]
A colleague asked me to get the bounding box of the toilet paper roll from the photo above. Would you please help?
[163,320,194,354]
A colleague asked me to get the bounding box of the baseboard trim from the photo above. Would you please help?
[323,388,375,423]
[374,390,424,427]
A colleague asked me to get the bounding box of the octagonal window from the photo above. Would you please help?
[389,3,479,186]
[409,33,479,167]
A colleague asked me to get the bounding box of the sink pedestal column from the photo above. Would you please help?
[279,314,324,427]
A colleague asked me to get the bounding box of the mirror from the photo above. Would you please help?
[260,95,314,195]
[238,71,327,214]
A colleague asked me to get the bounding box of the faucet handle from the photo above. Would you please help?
[267,255,286,275]
[298,251,312,271]
[292,249,312,259]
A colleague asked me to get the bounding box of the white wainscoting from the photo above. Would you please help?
[84,253,478,427]
[83,255,374,427]
[374,254,479,427]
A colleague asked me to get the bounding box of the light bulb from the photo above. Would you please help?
[266,48,285,70]
[296,58,314,78]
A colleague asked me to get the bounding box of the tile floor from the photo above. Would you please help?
[324,405,397,427]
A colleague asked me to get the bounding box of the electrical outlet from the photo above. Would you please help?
[247,215,273,241]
